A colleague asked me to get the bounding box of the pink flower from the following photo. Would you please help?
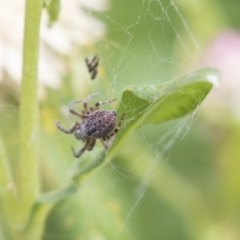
[201,30,240,118]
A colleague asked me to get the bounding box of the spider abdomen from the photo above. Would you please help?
[85,109,116,139]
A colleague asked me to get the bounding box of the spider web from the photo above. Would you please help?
[71,1,212,240]
[0,0,215,239]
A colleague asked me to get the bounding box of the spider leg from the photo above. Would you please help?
[56,121,80,134]
[69,100,85,118]
[103,113,125,140]
[83,92,99,112]
[87,139,96,151]
[71,139,91,158]
[69,92,98,118]
[90,98,117,112]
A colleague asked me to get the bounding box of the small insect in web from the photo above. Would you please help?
[85,55,99,80]
[56,92,125,158]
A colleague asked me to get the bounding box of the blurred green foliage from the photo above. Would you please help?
[0,0,240,240]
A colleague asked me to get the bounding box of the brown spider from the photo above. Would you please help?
[56,92,125,158]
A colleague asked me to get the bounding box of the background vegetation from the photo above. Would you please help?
[0,0,240,239]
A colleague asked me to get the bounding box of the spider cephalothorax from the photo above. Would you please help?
[56,92,125,158]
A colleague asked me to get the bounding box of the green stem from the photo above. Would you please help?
[18,0,42,226]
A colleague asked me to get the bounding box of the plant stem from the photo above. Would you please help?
[18,0,42,226]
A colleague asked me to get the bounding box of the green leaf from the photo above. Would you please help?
[46,0,60,25]
[0,132,18,237]
[0,132,13,192]
[21,183,78,231]
[25,67,220,228]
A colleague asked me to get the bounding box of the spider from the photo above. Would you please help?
[56,92,125,158]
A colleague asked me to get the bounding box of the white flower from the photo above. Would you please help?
[0,0,107,88]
